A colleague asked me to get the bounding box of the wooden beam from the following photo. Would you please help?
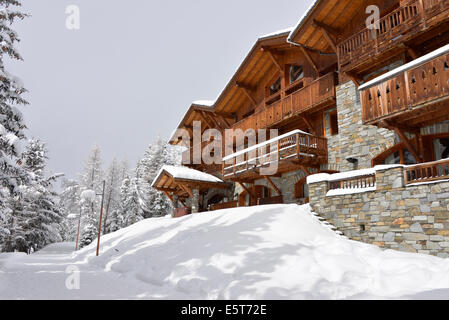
[301,116,316,135]
[162,191,174,203]
[298,165,311,175]
[312,19,340,36]
[379,120,420,134]
[263,176,282,196]
[261,47,284,73]
[237,182,255,199]
[299,46,319,75]
[314,21,337,53]
[236,83,257,106]
[345,72,361,87]
[197,111,215,129]
[178,183,194,198]
[392,127,422,163]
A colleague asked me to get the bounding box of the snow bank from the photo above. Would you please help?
[3,205,449,299]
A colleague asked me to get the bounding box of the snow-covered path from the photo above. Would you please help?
[3,205,449,300]
[0,243,152,299]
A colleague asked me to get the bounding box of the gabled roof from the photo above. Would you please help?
[151,166,229,198]
[287,0,364,54]
[214,29,293,115]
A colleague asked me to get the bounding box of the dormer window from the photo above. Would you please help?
[290,65,304,83]
[269,77,281,96]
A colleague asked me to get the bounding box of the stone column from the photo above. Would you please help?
[191,188,200,213]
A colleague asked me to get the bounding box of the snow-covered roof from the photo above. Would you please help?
[287,0,320,44]
[192,100,215,107]
[151,165,224,187]
[259,27,294,40]
[359,43,449,91]
[222,129,312,162]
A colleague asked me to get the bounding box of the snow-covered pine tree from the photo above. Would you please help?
[122,174,144,228]
[0,0,29,250]
[102,158,122,234]
[19,139,64,250]
[79,189,97,248]
[59,178,81,241]
[78,146,103,247]
[137,136,180,218]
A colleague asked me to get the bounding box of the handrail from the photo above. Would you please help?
[360,50,449,124]
[405,158,449,185]
[339,0,449,68]
[328,174,376,191]
[232,72,335,132]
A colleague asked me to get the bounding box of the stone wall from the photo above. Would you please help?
[309,166,449,258]
[327,81,396,172]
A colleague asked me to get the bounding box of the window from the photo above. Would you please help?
[290,65,304,84]
[269,77,281,96]
[329,111,339,136]
[434,138,449,161]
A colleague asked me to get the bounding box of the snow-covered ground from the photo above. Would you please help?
[2,204,449,300]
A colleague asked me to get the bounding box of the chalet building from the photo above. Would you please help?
[153,0,449,256]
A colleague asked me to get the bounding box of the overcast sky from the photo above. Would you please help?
[8,0,313,180]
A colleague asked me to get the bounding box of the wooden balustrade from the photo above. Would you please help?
[232,72,335,133]
[222,130,327,180]
[210,200,238,211]
[328,174,376,191]
[360,51,449,124]
[404,159,449,185]
[257,195,284,205]
[338,0,449,69]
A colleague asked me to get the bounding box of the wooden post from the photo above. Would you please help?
[75,207,81,251]
[96,180,106,257]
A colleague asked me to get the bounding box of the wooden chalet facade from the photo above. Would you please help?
[158,0,449,216]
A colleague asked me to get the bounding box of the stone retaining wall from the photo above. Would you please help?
[309,166,449,258]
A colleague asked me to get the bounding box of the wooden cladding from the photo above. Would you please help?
[222,131,327,180]
[328,174,376,191]
[404,158,449,185]
[360,52,449,124]
[338,0,449,70]
[232,72,335,133]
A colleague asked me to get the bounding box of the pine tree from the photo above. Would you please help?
[0,0,29,249]
[3,139,63,252]
[59,178,81,241]
[102,158,122,234]
[137,136,181,218]
[78,146,103,248]
[122,175,144,227]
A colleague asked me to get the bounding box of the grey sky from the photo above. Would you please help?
[8,0,313,180]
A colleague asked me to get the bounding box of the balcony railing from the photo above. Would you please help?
[232,72,335,133]
[338,0,449,69]
[404,158,449,185]
[359,46,449,124]
[222,130,327,180]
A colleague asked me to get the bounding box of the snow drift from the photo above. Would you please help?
[3,204,449,299]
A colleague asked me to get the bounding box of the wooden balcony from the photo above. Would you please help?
[338,0,449,72]
[222,130,327,181]
[232,72,336,133]
[359,47,449,127]
[404,158,449,185]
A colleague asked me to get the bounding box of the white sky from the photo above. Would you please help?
[8,0,314,180]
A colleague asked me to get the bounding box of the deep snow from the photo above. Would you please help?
[2,204,449,300]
